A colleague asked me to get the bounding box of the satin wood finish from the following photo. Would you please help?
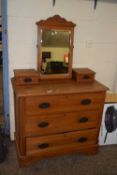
[12,15,107,167]
[12,73,108,167]
[12,13,108,167]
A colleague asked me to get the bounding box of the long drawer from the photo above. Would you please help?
[26,110,99,136]
[25,93,105,115]
[26,129,97,156]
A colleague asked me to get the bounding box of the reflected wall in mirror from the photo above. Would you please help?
[36,15,76,79]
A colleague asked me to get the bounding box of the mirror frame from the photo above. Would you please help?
[36,15,76,79]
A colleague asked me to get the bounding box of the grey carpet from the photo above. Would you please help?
[0,141,117,175]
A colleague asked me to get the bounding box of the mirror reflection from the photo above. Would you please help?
[40,29,71,74]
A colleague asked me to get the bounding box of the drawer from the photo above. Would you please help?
[77,74,94,83]
[72,68,95,83]
[25,93,104,115]
[15,76,39,85]
[26,110,99,136]
[26,129,97,156]
[14,69,40,85]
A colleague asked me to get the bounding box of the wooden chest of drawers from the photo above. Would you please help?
[12,78,108,167]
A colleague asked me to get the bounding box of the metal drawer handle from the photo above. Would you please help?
[24,77,32,83]
[79,117,88,123]
[38,121,49,128]
[81,99,91,105]
[39,102,50,109]
[38,143,49,149]
[78,137,87,143]
[83,75,90,80]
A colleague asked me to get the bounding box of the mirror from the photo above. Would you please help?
[41,29,70,74]
[36,15,76,79]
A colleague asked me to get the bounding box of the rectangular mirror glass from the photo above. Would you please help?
[40,29,71,75]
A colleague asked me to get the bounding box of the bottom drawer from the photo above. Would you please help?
[26,129,98,156]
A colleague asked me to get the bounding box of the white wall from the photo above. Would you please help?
[7,0,117,139]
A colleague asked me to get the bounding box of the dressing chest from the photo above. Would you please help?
[12,15,108,166]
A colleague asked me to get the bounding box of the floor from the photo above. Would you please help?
[0,141,117,175]
[0,66,4,127]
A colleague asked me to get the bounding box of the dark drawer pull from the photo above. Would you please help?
[38,143,49,149]
[83,75,90,80]
[38,121,49,128]
[81,99,91,105]
[78,137,87,143]
[39,102,50,109]
[79,117,88,123]
[24,77,32,83]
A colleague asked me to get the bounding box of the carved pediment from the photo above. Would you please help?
[36,15,76,28]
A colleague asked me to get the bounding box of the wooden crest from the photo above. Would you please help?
[36,15,76,28]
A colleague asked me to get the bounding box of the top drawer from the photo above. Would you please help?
[25,93,105,116]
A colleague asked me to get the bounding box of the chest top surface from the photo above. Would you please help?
[12,78,108,97]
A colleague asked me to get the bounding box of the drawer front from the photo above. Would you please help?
[25,93,104,115]
[26,110,99,136]
[15,76,39,85]
[78,74,94,83]
[26,129,97,156]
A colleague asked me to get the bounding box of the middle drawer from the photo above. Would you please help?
[25,110,99,136]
